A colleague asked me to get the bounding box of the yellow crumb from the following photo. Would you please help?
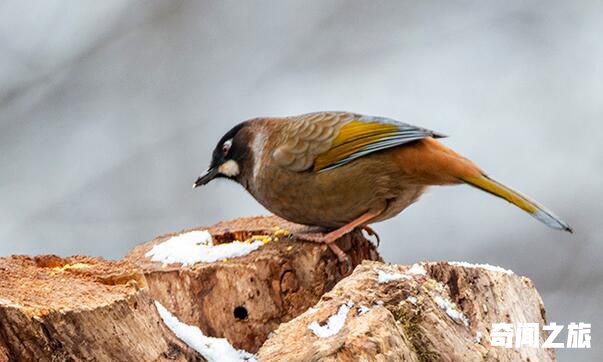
[242,227,291,245]
[244,234,273,245]
[287,246,294,251]
[272,226,290,237]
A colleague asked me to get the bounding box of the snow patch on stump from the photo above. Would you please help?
[308,302,353,338]
[145,230,263,266]
[407,263,427,276]
[448,261,513,275]
[406,296,418,305]
[357,305,370,316]
[431,294,469,327]
[376,269,409,283]
[155,301,256,362]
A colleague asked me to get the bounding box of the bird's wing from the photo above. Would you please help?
[272,112,445,172]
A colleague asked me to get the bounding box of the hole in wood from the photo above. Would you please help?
[234,306,248,320]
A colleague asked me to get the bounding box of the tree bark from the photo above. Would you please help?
[257,260,556,362]
[0,255,203,362]
[126,215,381,353]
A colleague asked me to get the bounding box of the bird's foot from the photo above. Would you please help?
[295,232,352,272]
[361,225,380,246]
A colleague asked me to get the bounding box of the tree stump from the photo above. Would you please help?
[0,255,203,362]
[0,217,556,362]
[257,260,556,362]
[126,216,381,353]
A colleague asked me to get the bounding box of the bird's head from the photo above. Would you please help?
[193,121,252,188]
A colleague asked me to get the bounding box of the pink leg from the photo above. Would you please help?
[297,209,383,262]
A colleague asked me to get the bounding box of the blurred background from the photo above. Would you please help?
[0,1,600,359]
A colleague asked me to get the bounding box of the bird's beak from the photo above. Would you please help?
[193,167,219,189]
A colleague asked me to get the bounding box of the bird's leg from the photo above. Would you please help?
[296,209,383,264]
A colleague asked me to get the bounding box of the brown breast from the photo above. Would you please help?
[240,119,427,227]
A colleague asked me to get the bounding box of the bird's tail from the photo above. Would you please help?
[462,174,572,233]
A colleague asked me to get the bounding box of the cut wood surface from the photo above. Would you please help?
[0,255,203,362]
[126,215,381,353]
[257,260,556,362]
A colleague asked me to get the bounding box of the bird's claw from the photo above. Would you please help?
[360,226,380,246]
[335,251,353,275]
[295,232,353,274]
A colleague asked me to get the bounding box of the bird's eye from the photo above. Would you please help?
[222,139,232,154]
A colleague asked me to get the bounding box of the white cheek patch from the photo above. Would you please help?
[218,160,240,177]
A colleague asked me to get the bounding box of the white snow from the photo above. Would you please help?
[145,230,263,266]
[406,296,417,305]
[306,307,319,315]
[448,261,513,275]
[154,301,256,362]
[376,265,425,283]
[308,302,353,338]
[432,295,469,327]
[357,305,370,316]
[376,269,409,283]
[474,331,483,343]
[407,263,427,276]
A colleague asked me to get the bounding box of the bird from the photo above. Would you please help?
[193,111,572,263]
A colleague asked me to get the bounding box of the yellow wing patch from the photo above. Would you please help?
[313,121,400,171]
[272,112,440,173]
